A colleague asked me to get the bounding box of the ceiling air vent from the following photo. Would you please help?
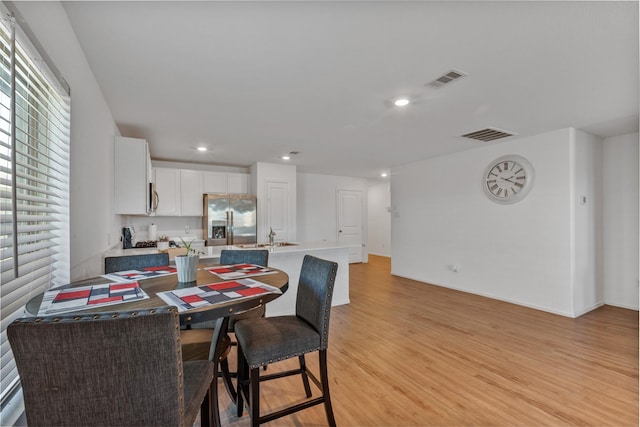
[461,127,516,142]
[427,69,468,88]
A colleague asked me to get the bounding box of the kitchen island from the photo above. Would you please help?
[103,241,351,316]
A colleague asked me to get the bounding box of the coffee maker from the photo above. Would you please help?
[122,226,135,249]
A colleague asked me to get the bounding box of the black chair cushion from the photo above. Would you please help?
[235,316,321,368]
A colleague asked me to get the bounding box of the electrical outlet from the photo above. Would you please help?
[185,226,190,234]
[447,264,460,273]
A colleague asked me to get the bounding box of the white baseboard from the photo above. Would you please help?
[390,272,577,318]
[603,301,640,311]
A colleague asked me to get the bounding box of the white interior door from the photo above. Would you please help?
[266,181,289,242]
[337,189,362,263]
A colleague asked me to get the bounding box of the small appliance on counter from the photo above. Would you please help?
[122,226,135,249]
[134,240,157,248]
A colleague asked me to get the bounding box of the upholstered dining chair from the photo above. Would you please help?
[104,252,170,273]
[235,255,338,427]
[219,249,270,332]
[7,306,215,427]
[181,249,269,400]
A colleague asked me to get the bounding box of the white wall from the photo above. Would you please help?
[297,173,369,261]
[603,133,639,309]
[392,128,577,316]
[13,2,120,281]
[367,181,391,257]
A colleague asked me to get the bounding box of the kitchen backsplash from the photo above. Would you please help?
[121,215,204,244]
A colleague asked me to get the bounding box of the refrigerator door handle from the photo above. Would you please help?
[228,211,234,245]
[225,210,232,245]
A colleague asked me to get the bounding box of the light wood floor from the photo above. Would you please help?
[218,255,639,426]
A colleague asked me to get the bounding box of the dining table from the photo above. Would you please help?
[23,263,289,427]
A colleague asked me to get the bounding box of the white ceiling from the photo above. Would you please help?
[62,1,639,179]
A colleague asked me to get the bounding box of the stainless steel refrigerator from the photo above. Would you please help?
[202,194,257,246]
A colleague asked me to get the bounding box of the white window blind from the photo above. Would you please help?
[0,10,70,405]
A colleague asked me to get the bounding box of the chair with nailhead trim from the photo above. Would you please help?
[234,255,338,427]
[7,306,215,427]
[104,252,170,274]
[181,249,269,401]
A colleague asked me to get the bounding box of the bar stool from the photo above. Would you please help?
[235,255,338,426]
[181,249,269,402]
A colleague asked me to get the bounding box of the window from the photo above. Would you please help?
[0,9,70,406]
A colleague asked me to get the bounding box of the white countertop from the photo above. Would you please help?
[104,241,353,260]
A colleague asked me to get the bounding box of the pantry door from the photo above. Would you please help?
[337,189,362,263]
[266,180,290,242]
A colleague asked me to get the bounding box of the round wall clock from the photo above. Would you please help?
[483,155,534,204]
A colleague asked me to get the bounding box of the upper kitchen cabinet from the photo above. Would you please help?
[153,168,206,216]
[227,173,249,194]
[181,169,204,216]
[154,168,181,216]
[114,136,153,215]
[153,166,250,217]
[203,172,249,194]
[203,172,226,193]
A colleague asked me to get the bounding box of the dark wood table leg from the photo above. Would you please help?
[208,317,231,427]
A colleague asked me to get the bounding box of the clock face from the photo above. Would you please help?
[483,155,534,204]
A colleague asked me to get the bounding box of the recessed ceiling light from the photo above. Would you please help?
[394,98,410,107]
[197,146,207,152]
[381,172,388,177]
[281,151,299,160]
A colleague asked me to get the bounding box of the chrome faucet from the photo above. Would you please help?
[268,227,276,246]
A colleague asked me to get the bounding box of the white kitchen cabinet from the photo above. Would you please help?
[203,172,227,194]
[227,173,249,194]
[203,172,249,194]
[154,168,181,216]
[154,167,247,217]
[114,136,152,215]
[181,170,204,216]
